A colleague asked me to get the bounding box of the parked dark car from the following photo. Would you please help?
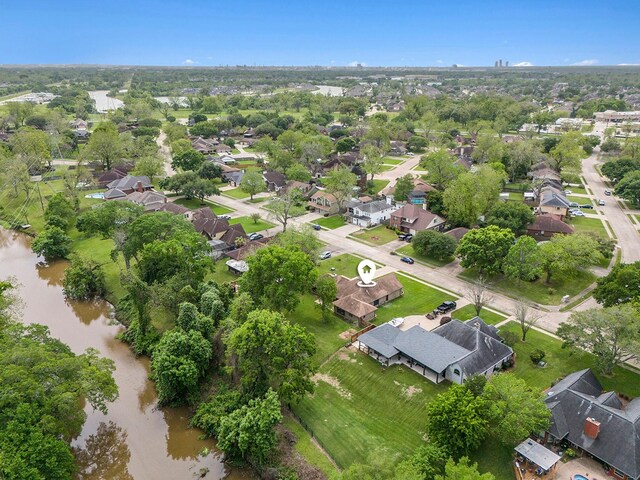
[400,256,414,264]
[312,224,322,230]
[248,233,264,241]
[436,300,457,314]
[579,204,594,209]
[404,234,413,242]
[397,233,407,240]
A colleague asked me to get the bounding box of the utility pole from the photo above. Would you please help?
[36,182,45,215]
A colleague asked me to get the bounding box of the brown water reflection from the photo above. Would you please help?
[0,229,253,480]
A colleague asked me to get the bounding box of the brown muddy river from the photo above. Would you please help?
[0,229,253,480]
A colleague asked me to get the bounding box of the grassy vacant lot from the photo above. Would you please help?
[395,244,453,267]
[452,304,507,325]
[351,225,397,245]
[222,187,251,199]
[382,157,403,165]
[375,274,455,324]
[314,215,346,229]
[566,216,609,238]
[228,216,274,234]
[317,253,363,278]
[369,179,390,194]
[293,351,447,469]
[459,269,596,305]
[173,197,234,215]
[282,415,338,479]
[499,322,640,398]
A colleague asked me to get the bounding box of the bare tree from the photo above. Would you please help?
[465,276,494,316]
[513,301,543,341]
[268,188,305,232]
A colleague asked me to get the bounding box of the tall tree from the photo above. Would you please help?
[267,187,305,232]
[548,131,586,172]
[455,226,515,275]
[239,170,265,201]
[421,149,462,190]
[324,166,357,212]
[485,201,534,234]
[615,171,640,206]
[538,233,603,283]
[361,144,384,181]
[557,304,640,375]
[513,301,542,342]
[226,309,316,403]
[464,276,494,316]
[443,166,505,226]
[502,236,542,282]
[393,174,414,202]
[412,230,457,261]
[84,122,123,171]
[9,127,51,171]
[593,262,640,307]
[435,457,495,480]
[315,275,338,321]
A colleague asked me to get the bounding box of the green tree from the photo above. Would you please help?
[435,457,495,480]
[151,328,213,405]
[324,166,357,212]
[455,226,515,275]
[485,201,534,234]
[189,120,218,138]
[615,170,640,205]
[44,192,75,230]
[160,172,219,200]
[426,383,488,457]
[398,442,449,480]
[62,256,105,300]
[557,304,640,375]
[361,145,384,181]
[443,166,505,226]
[593,262,640,307]
[336,136,357,153]
[267,187,305,232]
[549,131,586,172]
[31,226,72,260]
[421,149,461,190]
[505,140,539,181]
[393,174,414,202]
[601,158,640,183]
[239,245,317,312]
[226,309,316,403]
[171,148,205,171]
[84,122,122,171]
[0,156,30,197]
[197,161,223,180]
[481,373,551,446]
[538,233,603,283]
[9,126,51,171]
[192,385,243,438]
[273,224,322,261]
[503,236,542,282]
[412,230,457,260]
[285,162,312,182]
[315,275,338,321]
[133,154,164,181]
[217,389,282,465]
[76,201,143,239]
[239,170,265,200]
[176,302,214,337]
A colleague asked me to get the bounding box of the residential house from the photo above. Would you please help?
[225,171,245,187]
[214,143,231,154]
[285,180,313,197]
[226,236,271,261]
[158,202,191,217]
[357,317,514,384]
[308,190,339,215]
[126,190,167,211]
[97,164,134,187]
[332,273,404,325]
[538,186,571,219]
[527,214,575,239]
[263,171,287,192]
[106,175,152,195]
[390,204,445,234]
[389,141,407,156]
[445,227,469,242]
[191,136,218,154]
[543,369,640,480]
[70,119,88,130]
[345,199,394,227]
[192,208,231,240]
[382,177,434,205]
[220,224,248,248]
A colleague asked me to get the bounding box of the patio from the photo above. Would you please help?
[556,457,609,480]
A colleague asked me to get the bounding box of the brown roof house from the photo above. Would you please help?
[191,208,231,240]
[308,190,339,215]
[527,214,575,239]
[126,190,168,211]
[390,204,445,234]
[263,171,287,192]
[332,273,404,326]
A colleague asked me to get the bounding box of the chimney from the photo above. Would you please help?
[136,181,143,193]
[584,417,600,439]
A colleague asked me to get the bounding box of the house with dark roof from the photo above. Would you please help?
[191,136,218,154]
[345,199,395,227]
[106,175,152,195]
[220,224,248,247]
[544,369,640,480]
[445,227,469,242]
[191,208,230,240]
[263,171,287,192]
[538,187,571,219]
[390,204,445,234]
[126,190,167,211]
[527,214,575,239]
[333,273,404,325]
[357,317,513,384]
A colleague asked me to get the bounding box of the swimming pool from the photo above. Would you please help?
[573,475,589,480]
[85,192,105,199]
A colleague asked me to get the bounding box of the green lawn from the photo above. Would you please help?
[173,197,234,215]
[567,186,587,195]
[374,274,456,324]
[293,351,447,469]
[369,179,390,194]
[206,261,241,285]
[459,269,596,305]
[222,187,251,199]
[351,225,398,245]
[566,195,592,205]
[228,216,274,234]
[395,244,453,267]
[379,165,395,172]
[499,322,640,398]
[317,253,364,278]
[382,157,403,165]
[452,304,507,325]
[282,415,339,479]
[505,192,524,201]
[566,216,609,238]
[315,215,346,229]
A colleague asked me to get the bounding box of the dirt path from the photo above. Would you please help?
[156,130,175,177]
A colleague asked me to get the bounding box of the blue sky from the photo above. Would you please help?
[1,0,638,66]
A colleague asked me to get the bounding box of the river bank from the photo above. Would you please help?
[0,228,251,480]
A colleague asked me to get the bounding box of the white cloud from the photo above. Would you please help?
[571,59,598,66]
[436,59,444,64]
[348,60,367,67]
[513,61,533,67]
[619,63,640,66]
[183,59,197,65]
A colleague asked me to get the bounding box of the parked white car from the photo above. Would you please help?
[570,210,585,217]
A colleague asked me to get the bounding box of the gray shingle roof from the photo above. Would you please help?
[357,324,401,358]
[394,325,470,372]
[106,175,151,191]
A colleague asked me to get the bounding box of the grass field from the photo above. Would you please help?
[566,195,592,205]
[381,157,403,165]
[222,187,251,199]
[499,322,640,397]
[228,216,274,234]
[282,415,339,479]
[379,165,395,172]
[566,216,609,238]
[351,225,397,245]
[315,215,346,229]
[452,304,507,325]
[173,197,234,215]
[368,179,389,194]
[293,351,447,469]
[374,274,455,324]
[317,253,363,278]
[395,244,453,267]
[459,269,596,305]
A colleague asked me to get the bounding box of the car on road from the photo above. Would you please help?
[569,201,579,208]
[311,224,322,230]
[400,256,414,264]
[598,199,606,206]
[579,204,593,209]
[436,300,457,314]
[219,214,232,220]
[248,233,264,241]
[319,251,332,260]
[604,189,612,196]
[570,210,585,217]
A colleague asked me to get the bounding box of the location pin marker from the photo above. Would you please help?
[357,259,377,286]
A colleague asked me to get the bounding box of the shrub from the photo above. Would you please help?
[412,230,457,260]
[530,349,546,364]
[565,448,577,458]
[501,330,519,347]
